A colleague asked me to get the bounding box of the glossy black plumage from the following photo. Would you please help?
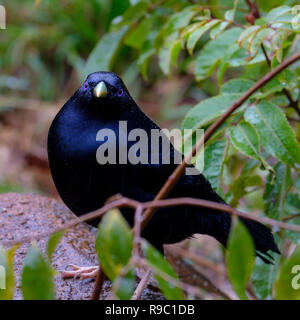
[48,72,280,262]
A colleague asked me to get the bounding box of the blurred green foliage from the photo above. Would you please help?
[0,0,130,100]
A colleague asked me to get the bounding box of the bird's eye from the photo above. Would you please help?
[83,81,89,91]
[117,89,123,97]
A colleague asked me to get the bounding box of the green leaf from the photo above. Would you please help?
[96,209,133,280]
[124,19,152,50]
[244,101,300,167]
[252,236,281,300]
[158,33,178,75]
[182,93,242,132]
[264,163,292,220]
[180,22,206,48]
[165,5,199,36]
[202,139,227,194]
[114,1,149,27]
[221,79,255,95]
[238,26,261,47]
[229,175,262,207]
[195,28,242,81]
[210,20,230,40]
[266,6,292,23]
[142,240,184,300]
[275,246,300,300]
[226,218,255,300]
[284,194,300,244]
[96,209,134,299]
[217,42,240,84]
[187,19,220,54]
[229,121,270,170]
[21,245,55,300]
[83,26,129,79]
[47,231,65,262]
[112,269,135,300]
[170,40,182,67]
[137,44,155,80]
[249,28,270,58]
[253,70,299,100]
[0,245,17,300]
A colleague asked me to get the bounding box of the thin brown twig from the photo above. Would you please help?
[91,267,106,300]
[287,117,300,123]
[133,205,144,257]
[131,269,152,300]
[136,257,204,299]
[261,45,300,117]
[283,213,300,223]
[4,194,300,248]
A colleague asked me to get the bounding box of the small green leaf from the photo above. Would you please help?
[253,70,299,100]
[252,236,281,300]
[143,240,184,300]
[165,5,199,36]
[202,139,227,194]
[264,163,292,220]
[21,245,55,300]
[180,22,206,48]
[112,269,135,300]
[229,175,262,207]
[249,28,270,57]
[226,218,255,300]
[217,42,240,84]
[229,120,274,173]
[96,209,133,280]
[83,26,129,79]
[244,101,300,167]
[195,28,242,81]
[182,93,242,132]
[210,20,230,40]
[96,209,134,300]
[266,6,292,22]
[275,246,300,300]
[284,194,300,244]
[0,245,17,300]
[238,26,260,47]
[225,9,234,22]
[230,121,260,160]
[158,33,178,75]
[47,231,65,262]
[221,79,255,95]
[124,19,152,50]
[187,19,220,54]
[170,40,182,67]
[114,1,149,27]
[137,44,155,80]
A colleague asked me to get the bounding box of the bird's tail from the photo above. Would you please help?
[195,211,280,264]
[239,217,280,264]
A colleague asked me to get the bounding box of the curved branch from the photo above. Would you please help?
[142,51,300,229]
[3,195,300,247]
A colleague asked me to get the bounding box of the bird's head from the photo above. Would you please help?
[75,71,133,116]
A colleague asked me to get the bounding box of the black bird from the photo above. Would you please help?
[48,72,279,278]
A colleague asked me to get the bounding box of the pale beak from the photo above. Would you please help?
[93,81,108,98]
